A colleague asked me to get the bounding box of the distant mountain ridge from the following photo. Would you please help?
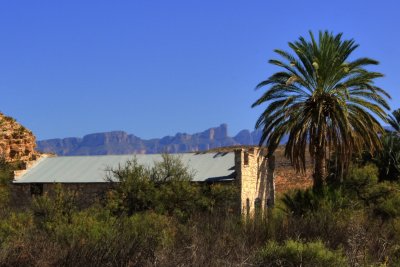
[37,124,267,156]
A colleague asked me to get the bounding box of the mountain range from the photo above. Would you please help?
[36,124,270,156]
[37,124,394,156]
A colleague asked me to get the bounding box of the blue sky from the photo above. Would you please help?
[0,1,399,140]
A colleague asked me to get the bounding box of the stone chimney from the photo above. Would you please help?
[235,147,269,217]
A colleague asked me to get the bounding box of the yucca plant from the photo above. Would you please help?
[388,108,400,134]
[375,109,400,181]
[252,31,391,190]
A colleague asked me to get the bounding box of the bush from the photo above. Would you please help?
[370,183,400,221]
[0,212,33,246]
[343,164,379,201]
[107,154,208,220]
[203,183,239,214]
[155,179,204,221]
[0,157,14,211]
[282,187,350,217]
[106,158,156,215]
[343,164,400,221]
[256,240,348,267]
[376,133,400,181]
[31,184,78,230]
[57,211,175,266]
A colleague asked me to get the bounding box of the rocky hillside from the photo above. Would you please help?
[0,113,39,162]
[37,124,268,156]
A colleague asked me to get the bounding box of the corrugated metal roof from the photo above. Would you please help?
[13,152,235,183]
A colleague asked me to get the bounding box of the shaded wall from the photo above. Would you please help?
[11,183,112,209]
[236,147,313,217]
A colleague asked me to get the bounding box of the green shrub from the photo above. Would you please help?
[376,133,400,181]
[56,211,175,266]
[106,158,156,215]
[256,240,348,267]
[370,183,400,221]
[0,158,13,211]
[107,154,209,220]
[203,183,239,214]
[31,184,77,230]
[282,187,349,217]
[49,208,116,245]
[343,165,400,221]
[343,164,379,201]
[155,180,204,221]
[123,211,175,250]
[0,212,33,245]
[149,154,194,183]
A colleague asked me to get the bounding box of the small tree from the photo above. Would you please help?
[107,154,204,220]
[106,158,155,215]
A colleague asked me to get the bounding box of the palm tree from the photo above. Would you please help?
[252,31,391,190]
[388,108,400,134]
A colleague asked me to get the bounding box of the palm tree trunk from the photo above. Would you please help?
[313,145,326,191]
[267,154,275,208]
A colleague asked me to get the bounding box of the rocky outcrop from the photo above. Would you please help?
[0,113,39,162]
[37,124,269,156]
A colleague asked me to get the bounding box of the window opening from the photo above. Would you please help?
[30,183,43,196]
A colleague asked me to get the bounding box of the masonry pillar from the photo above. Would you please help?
[235,148,268,217]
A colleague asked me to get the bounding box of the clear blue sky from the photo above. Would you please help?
[0,1,399,140]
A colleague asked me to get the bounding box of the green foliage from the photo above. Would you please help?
[343,164,379,199]
[123,211,175,251]
[0,158,13,211]
[107,154,209,221]
[343,164,400,221]
[203,183,239,214]
[149,154,194,183]
[282,187,349,217]
[36,207,115,245]
[155,179,204,221]
[59,211,175,266]
[373,191,400,221]
[357,109,400,182]
[375,133,400,181]
[0,212,33,245]
[388,108,400,133]
[256,240,348,267]
[32,184,78,230]
[106,158,156,215]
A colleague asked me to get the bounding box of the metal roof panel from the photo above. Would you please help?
[14,152,235,183]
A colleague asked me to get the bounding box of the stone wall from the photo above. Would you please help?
[0,113,39,163]
[11,145,313,214]
[11,183,112,209]
[275,167,313,193]
[273,148,313,193]
[236,147,313,217]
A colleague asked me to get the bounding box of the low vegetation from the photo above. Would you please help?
[0,149,400,266]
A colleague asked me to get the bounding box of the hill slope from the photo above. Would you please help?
[0,112,39,162]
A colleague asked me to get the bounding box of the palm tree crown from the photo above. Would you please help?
[252,31,391,189]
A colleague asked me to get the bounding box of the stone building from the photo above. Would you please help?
[12,147,312,216]
[1,113,312,215]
